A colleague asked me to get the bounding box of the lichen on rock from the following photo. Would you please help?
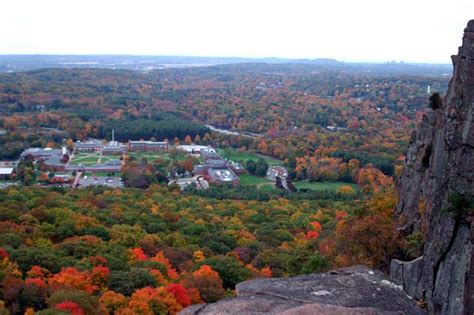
[180,266,424,314]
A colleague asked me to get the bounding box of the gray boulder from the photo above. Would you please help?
[180,266,424,314]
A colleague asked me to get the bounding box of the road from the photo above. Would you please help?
[205,125,264,139]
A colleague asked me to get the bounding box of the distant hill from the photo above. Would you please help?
[0,54,451,76]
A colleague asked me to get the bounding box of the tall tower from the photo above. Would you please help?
[427,85,431,94]
[112,129,115,143]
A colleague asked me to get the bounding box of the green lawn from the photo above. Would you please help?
[219,148,283,165]
[258,183,276,191]
[293,180,358,192]
[100,156,122,163]
[127,151,188,161]
[239,174,276,190]
[70,153,101,165]
[240,176,357,193]
[83,171,119,177]
[128,151,166,159]
[70,153,122,166]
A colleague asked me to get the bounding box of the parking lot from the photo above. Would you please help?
[78,176,124,188]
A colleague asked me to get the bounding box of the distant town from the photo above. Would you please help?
[0,131,289,191]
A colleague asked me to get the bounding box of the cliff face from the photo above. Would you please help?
[390,20,474,314]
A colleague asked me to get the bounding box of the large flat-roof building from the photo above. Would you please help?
[168,176,209,190]
[129,140,169,152]
[21,148,63,161]
[42,156,67,172]
[201,149,221,161]
[177,145,215,155]
[207,168,239,185]
[0,161,16,180]
[75,139,104,152]
[205,159,228,169]
[102,142,127,156]
[67,160,122,173]
[227,161,246,175]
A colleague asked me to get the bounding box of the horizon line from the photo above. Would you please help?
[0,53,452,65]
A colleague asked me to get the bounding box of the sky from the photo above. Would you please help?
[1,0,473,63]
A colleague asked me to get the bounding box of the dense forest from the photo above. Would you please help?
[98,114,210,143]
[0,184,407,314]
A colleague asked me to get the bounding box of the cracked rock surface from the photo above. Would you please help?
[180,266,424,314]
[390,20,474,314]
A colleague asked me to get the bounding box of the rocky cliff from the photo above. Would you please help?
[390,20,474,314]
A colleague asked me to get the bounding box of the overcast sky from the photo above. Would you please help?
[1,0,472,63]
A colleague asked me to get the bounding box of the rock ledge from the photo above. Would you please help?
[180,266,424,314]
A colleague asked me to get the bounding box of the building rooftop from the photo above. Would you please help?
[267,166,288,177]
[76,142,103,148]
[206,159,228,169]
[21,148,62,157]
[0,168,14,175]
[130,140,168,145]
[208,168,238,182]
[78,176,124,188]
[103,145,127,151]
[43,155,65,166]
[177,145,215,153]
[202,149,221,161]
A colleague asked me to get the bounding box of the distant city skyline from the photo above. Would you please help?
[1,0,473,63]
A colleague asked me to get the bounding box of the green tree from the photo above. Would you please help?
[255,158,269,177]
[199,256,251,289]
[17,157,36,186]
[108,268,157,296]
[245,160,257,175]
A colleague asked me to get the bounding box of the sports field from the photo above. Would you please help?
[293,180,358,192]
[218,148,283,165]
[239,174,275,190]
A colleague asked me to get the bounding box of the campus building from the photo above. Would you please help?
[42,155,67,172]
[128,140,169,152]
[20,148,63,161]
[177,145,215,155]
[193,151,240,186]
[102,142,128,156]
[0,161,16,180]
[266,166,289,181]
[207,168,239,185]
[75,139,104,152]
[67,160,122,173]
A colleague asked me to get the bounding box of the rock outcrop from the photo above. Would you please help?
[390,20,474,314]
[180,266,424,314]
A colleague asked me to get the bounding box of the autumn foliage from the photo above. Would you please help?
[0,180,401,313]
